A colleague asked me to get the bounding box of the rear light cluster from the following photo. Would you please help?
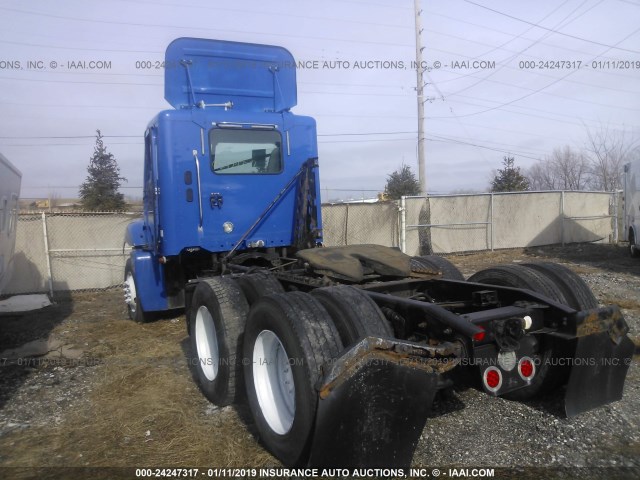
[483,356,536,393]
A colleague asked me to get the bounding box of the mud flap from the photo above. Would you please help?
[563,306,635,417]
[307,337,457,468]
[564,333,634,417]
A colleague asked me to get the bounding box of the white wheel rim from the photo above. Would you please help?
[253,330,295,435]
[124,272,137,314]
[195,306,219,381]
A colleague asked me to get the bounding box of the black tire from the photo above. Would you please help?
[467,264,568,400]
[522,262,598,310]
[189,277,249,406]
[243,292,342,466]
[467,264,567,303]
[411,255,465,281]
[631,230,640,258]
[235,271,285,305]
[311,285,393,346]
[124,258,152,323]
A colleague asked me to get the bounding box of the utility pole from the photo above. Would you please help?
[414,0,426,194]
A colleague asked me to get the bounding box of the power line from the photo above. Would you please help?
[424,9,635,64]
[426,23,640,120]
[0,6,413,49]
[429,61,640,96]
[0,132,415,140]
[463,0,640,54]
[319,137,416,144]
[441,77,640,113]
[24,185,142,189]
[9,134,544,163]
[442,94,640,129]
[428,132,550,156]
[455,0,572,61]
[0,135,139,139]
[0,143,143,147]
[422,68,492,166]
[444,0,601,98]
[0,75,162,87]
[126,0,410,29]
[425,135,542,161]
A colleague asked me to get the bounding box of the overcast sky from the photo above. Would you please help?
[1,0,639,201]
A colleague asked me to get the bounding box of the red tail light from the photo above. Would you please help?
[473,327,485,342]
[483,367,502,392]
[518,357,536,381]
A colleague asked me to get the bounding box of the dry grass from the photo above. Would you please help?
[600,296,640,311]
[0,292,277,468]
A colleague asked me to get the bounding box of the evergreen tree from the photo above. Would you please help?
[80,130,127,210]
[384,164,422,199]
[491,156,530,192]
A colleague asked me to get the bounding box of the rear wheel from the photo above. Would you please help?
[467,264,567,303]
[243,292,342,466]
[189,277,249,406]
[411,255,465,281]
[311,285,393,346]
[123,259,152,323]
[235,271,285,305]
[468,264,567,400]
[522,262,598,310]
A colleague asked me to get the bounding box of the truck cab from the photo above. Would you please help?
[124,38,322,317]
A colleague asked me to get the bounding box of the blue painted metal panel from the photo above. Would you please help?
[130,250,168,312]
[153,109,319,256]
[165,38,297,113]
[124,220,147,248]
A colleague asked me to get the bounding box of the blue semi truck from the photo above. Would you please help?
[124,38,634,468]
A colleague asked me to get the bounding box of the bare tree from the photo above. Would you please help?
[583,124,640,191]
[527,145,588,191]
[528,159,559,190]
[550,145,590,190]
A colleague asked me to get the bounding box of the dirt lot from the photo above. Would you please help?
[0,244,638,477]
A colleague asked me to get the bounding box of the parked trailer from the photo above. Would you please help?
[124,38,634,468]
[624,159,640,257]
[0,153,21,295]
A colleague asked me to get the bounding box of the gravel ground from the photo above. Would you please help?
[0,244,638,478]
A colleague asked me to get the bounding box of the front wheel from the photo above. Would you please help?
[123,259,151,323]
[243,292,342,466]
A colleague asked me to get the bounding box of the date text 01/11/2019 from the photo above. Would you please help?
[518,60,640,69]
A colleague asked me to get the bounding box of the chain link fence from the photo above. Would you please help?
[5,192,619,295]
[321,202,399,247]
[6,212,141,296]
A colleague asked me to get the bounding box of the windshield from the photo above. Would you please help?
[210,129,282,174]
